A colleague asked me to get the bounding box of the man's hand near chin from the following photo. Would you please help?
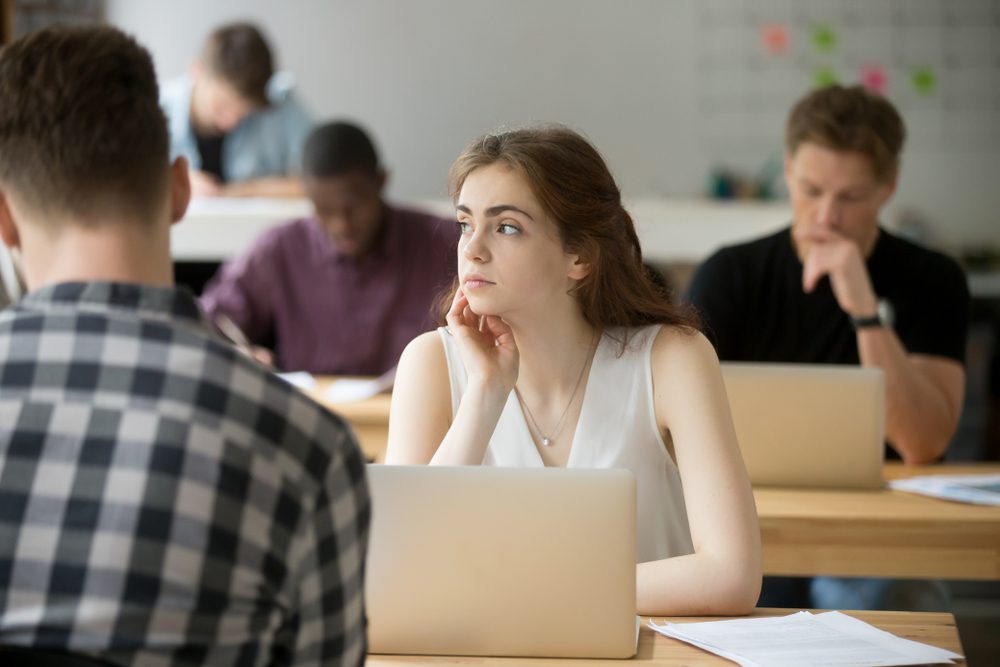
[795,226,878,318]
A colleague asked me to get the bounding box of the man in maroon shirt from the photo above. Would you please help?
[201,121,457,374]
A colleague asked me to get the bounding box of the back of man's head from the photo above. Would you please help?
[786,84,906,182]
[0,25,169,224]
[202,22,274,108]
[302,121,381,179]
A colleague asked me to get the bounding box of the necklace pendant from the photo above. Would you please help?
[541,437,552,447]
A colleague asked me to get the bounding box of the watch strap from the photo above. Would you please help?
[851,313,883,329]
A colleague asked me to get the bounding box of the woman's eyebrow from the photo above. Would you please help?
[455,204,535,221]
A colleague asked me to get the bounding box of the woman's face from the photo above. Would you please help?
[455,163,586,319]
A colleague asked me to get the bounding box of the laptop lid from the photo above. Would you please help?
[721,363,885,489]
[365,465,637,658]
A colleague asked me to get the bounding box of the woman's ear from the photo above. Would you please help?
[566,254,592,281]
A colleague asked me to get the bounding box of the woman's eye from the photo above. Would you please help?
[497,222,520,235]
[456,220,471,234]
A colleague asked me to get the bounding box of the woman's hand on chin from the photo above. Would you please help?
[446,288,519,396]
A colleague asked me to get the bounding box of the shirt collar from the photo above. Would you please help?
[20,282,205,326]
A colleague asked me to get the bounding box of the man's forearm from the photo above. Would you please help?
[857,328,963,463]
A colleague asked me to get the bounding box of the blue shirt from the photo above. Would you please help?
[160,73,313,182]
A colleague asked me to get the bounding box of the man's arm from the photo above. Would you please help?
[857,330,964,462]
[799,227,966,463]
[199,239,279,353]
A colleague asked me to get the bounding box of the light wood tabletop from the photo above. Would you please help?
[364,609,964,665]
[756,463,1000,580]
[306,379,1000,580]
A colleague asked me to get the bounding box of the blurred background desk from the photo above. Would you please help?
[365,610,964,666]
[170,196,789,265]
[756,463,1000,580]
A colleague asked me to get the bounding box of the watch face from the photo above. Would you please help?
[877,299,895,328]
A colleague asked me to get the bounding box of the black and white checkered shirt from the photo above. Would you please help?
[0,282,370,666]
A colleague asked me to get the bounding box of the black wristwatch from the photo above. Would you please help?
[851,299,894,329]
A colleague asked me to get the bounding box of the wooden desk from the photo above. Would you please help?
[305,382,1000,579]
[756,463,1000,580]
[366,609,964,665]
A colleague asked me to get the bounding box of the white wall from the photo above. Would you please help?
[106,0,1000,249]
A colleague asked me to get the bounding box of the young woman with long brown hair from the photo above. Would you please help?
[385,125,760,616]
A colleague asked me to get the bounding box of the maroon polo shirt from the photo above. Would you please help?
[200,205,457,374]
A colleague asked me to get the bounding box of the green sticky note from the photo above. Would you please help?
[912,67,936,95]
[812,24,837,53]
[813,66,839,88]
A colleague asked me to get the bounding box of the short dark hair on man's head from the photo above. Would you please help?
[786,84,906,182]
[202,22,274,107]
[302,121,380,179]
[0,25,169,223]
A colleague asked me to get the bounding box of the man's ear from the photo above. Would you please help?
[168,157,192,225]
[879,170,899,205]
[0,191,22,250]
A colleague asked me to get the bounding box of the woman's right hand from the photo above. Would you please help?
[445,288,519,396]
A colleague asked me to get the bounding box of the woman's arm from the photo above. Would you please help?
[385,289,518,465]
[637,328,761,616]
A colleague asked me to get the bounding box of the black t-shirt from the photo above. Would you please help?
[686,227,969,459]
[195,132,226,183]
[687,226,969,365]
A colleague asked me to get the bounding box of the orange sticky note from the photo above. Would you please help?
[761,23,790,55]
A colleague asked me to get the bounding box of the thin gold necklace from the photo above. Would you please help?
[514,333,597,447]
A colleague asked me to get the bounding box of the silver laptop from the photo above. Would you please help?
[721,363,885,489]
[365,465,638,658]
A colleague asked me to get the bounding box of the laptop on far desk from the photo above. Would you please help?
[365,465,638,659]
[721,363,885,489]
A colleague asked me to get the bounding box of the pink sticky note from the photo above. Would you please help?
[861,64,888,96]
[761,23,790,55]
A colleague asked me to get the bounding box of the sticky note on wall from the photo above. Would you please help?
[860,64,888,95]
[813,66,839,88]
[761,23,790,55]
[811,24,837,53]
[911,66,936,95]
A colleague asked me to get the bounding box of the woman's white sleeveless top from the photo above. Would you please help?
[437,324,694,563]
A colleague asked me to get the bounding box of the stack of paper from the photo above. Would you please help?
[889,474,1000,506]
[648,611,962,666]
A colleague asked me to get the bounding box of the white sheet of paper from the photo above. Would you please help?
[648,611,962,667]
[324,377,384,402]
[277,371,316,390]
[890,474,1000,506]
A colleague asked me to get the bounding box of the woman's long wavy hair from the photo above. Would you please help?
[442,125,700,343]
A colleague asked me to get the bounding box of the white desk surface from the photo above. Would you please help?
[170,196,790,264]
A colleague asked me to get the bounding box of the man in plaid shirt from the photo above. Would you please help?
[0,26,370,666]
